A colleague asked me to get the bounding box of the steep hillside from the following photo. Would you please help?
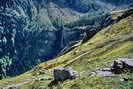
[0,9,132,89]
[0,0,133,79]
[31,10,133,89]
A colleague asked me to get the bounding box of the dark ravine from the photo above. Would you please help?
[0,0,133,79]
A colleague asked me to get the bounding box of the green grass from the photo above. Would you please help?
[56,73,133,89]
[0,72,32,88]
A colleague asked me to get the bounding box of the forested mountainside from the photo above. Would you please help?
[0,0,133,79]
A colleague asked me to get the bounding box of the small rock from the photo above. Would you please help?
[88,71,97,76]
[100,68,111,71]
[120,78,128,82]
[39,77,53,81]
[39,70,49,75]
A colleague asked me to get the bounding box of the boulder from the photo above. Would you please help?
[53,67,77,81]
[111,59,124,74]
[111,58,133,74]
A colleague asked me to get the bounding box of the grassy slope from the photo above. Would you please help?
[39,12,133,71]
[0,11,133,89]
[0,72,32,88]
[33,14,133,89]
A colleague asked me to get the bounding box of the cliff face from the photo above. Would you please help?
[0,0,133,78]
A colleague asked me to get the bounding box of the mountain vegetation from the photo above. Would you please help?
[0,0,133,89]
[0,8,133,89]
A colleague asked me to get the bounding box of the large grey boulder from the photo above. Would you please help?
[53,67,77,81]
[111,58,133,74]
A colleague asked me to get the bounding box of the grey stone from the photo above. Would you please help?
[95,71,113,76]
[53,67,77,81]
[111,60,124,74]
[39,70,49,75]
[119,58,133,68]
[101,68,111,71]
[89,69,113,76]
[39,77,53,81]
[120,78,128,82]
[111,58,133,74]
[90,71,97,76]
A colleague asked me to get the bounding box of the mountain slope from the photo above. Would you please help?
[27,10,133,89]
[0,9,132,89]
[38,9,133,70]
[0,0,133,79]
